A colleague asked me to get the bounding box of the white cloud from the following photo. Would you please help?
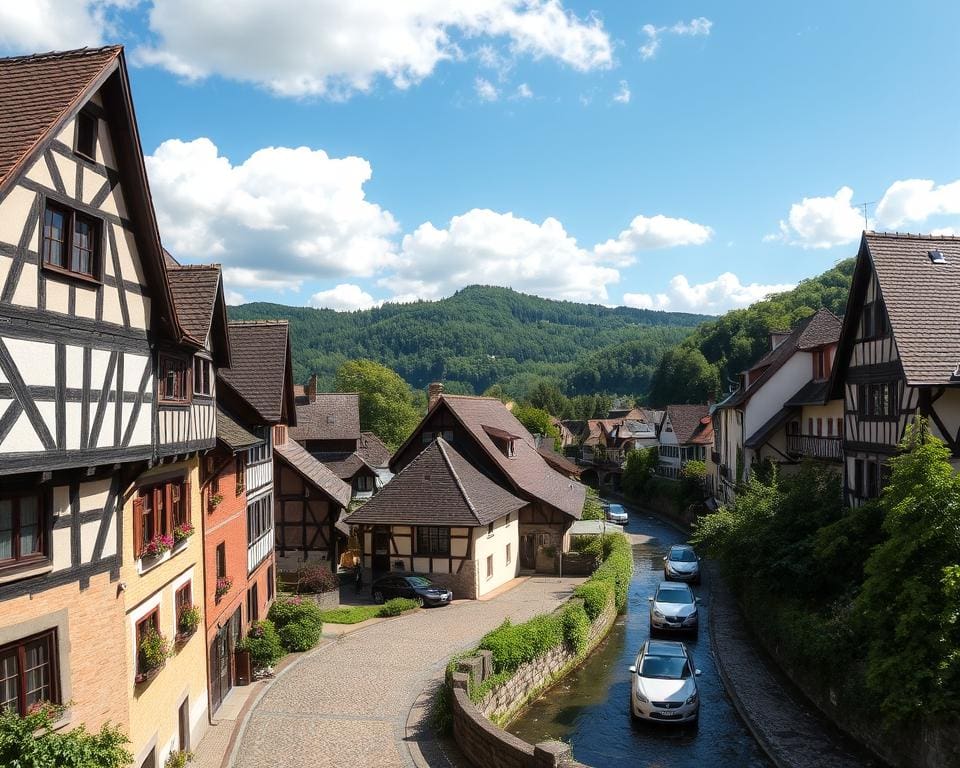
[146,138,399,293]
[640,16,712,60]
[769,186,864,249]
[308,283,381,311]
[224,288,246,305]
[624,272,794,314]
[382,208,620,303]
[0,0,132,52]
[594,214,713,259]
[612,79,630,104]
[475,77,499,101]
[136,0,612,98]
[515,82,533,98]
[874,178,960,229]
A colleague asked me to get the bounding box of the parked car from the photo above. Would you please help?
[663,544,701,584]
[371,574,452,607]
[648,581,700,635]
[606,503,628,524]
[629,639,701,723]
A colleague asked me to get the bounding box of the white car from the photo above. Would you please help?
[648,581,700,636]
[605,503,628,524]
[663,544,701,584]
[629,640,701,723]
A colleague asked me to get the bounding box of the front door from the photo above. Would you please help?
[372,526,391,573]
[211,628,231,713]
[520,534,536,569]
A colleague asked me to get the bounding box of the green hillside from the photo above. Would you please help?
[228,285,711,398]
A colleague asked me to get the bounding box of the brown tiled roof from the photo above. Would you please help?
[289,392,360,442]
[358,431,390,467]
[349,438,525,527]
[663,405,712,444]
[537,445,582,477]
[797,309,842,350]
[216,407,262,452]
[167,265,221,342]
[0,46,120,186]
[219,321,291,423]
[274,440,352,508]
[409,395,585,518]
[321,452,376,481]
[864,232,960,384]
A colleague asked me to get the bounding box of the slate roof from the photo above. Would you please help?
[274,440,352,508]
[348,438,526,527]
[289,392,360,442]
[402,395,585,518]
[863,232,960,384]
[784,379,831,407]
[0,46,120,186]
[219,321,292,424]
[166,265,221,342]
[321,452,377,481]
[358,431,390,467]
[216,407,262,452]
[663,405,713,445]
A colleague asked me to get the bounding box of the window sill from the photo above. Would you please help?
[0,559,54,586]
[41,262,102,287]
[137,538,189,575]
[158,400,192,409]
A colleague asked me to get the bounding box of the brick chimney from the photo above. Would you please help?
[428,382,444,409]
[305,373,318,403]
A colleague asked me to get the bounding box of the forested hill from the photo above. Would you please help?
[228,285,711,396]
[648,258,856,405]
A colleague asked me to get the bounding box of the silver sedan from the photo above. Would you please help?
[648,581,701,636]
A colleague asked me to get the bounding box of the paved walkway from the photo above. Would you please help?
[232,576,585,768]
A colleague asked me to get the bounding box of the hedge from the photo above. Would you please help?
[573,580,609,622]
[278,618,323,652]
[378,597,419,617]
[588,533,633,612]
[267,596,324,652]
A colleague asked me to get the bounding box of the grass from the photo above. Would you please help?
[318,605,382,624]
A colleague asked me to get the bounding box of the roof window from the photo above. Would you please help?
[929,249,947,264]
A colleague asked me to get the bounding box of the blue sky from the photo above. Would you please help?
[3,1,959,313]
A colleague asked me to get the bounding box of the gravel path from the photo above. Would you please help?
[233,576,585,768]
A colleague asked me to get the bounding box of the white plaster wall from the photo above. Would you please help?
[471,513,520,597]
[743,352,811,440]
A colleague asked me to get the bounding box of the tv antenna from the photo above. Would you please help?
[856,200,877,230]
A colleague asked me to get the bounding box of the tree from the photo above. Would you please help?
[511,404,559,440]
[857,421,960,719]
[527,380,569,417]
[621,447,659,497]
[334,360,421,450]
[648,346,720,406]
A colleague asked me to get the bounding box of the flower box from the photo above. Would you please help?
[134,664,163,685]
[174,627,196,645]
[173,522,194,545]
[214,576,233,601]
[139,533,174,559]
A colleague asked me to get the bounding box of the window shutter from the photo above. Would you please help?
[133,495,144,556]
[184,480,192,525]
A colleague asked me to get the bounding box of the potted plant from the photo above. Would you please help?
[208,492,224,512]
[164,749,194,768]
[139,533,174,560]
[173,521,194,545]
[176,604,201,643]
[215,576,233,601]
[135,627,170,684]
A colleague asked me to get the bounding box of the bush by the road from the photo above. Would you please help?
[278,618,323,652]
[268,596,325,652]
[239,619,285,668]
[378,597,419,617]
[573,580,610,622]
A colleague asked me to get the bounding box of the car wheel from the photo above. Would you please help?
[373,590,385,604]
[416,596,424,607]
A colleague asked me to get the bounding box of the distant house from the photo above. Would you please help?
[350,391,585,593]
[658,405,716,489]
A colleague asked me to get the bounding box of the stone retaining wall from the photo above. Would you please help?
[449,596,616,768]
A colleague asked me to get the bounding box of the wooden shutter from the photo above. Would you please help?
[184,480,192,525]
[133,495,144,556]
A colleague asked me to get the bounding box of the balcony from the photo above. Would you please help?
[786,434,843,462]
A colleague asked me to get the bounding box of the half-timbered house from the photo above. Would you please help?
[830,232,960,505]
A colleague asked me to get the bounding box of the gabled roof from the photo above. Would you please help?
[0,46,181,341]
[837,232,960,386]
[537,445,582,478]
[744,407,793,450]
[662,405,712,445]
[166,263,231,367]
[784,379,831,407]
[321,452,378,481]
[358,431,390,467]
[289,392,361,442]
[394,394,586,519]
[218,321,296,425]
[216,407,262,453]
[349,438,526,527]
[274,439,352,508]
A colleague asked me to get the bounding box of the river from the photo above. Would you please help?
[507,503,771,767]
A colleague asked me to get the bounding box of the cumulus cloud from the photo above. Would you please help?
[136,0,612,98]
[640,16,712,60]
[381,208,620,303]
[768,186,864,249]
[145,138,398,293]
[612,79,631,104]
[515,82,534,98]
[874,178,960,229]
[594,214,713,260]
[623,272,794,314]
[308,283,381,311]
[0,0,133,52]
[475,77,499,101]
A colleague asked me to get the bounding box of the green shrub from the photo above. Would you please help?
[590,533,633,613]
[164,749,193,768]
[268,596,324,630]
[561,602,590,655]
[378,597,419,617]
[278,618,323,652]
[573,580,611,621]
[238,620,284,668]
[479,614,565,674]
[319,605,381,624]
[581,487,605,520]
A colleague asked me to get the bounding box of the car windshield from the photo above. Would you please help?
[640,656,691,679]
[609,505,624,514]
[669,548,697,562]
[406,577,433,587]
[657,586,693,604]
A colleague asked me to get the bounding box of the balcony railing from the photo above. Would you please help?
[786,434,843,462]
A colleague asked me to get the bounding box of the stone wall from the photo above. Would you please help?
[449,595,616,768]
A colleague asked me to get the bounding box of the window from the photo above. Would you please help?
[0,492,46,571]
[859,383,896,420]
[0,630,58,716]
[75,111,97,159]
[416,527,450,556]
[247,432,269,464]
[505,543,511,565]
[862,301,889,339]
[159,356,190,403]
[506,513,511,524]
[235,455,246,496]
[486,555,494,580]
[246,495,272,546]
[421,429,454,445]
[267,565,274,601]
[808,417,813,435]
[193,358,212,396]
[487,522,494,537]
[135,611,159,677]
[41,202,100,279]
[813,349,827,380]
[837,418,844,438]
[816,418,823,436]
[854,458,887,500]
[827,419,834,437]
[355,474,373,492]
[175,583,192,623]
[134,479,188,557]
[216,543,226,579]
[246,583,259,622]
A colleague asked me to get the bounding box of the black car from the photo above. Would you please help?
[371,574,453,607]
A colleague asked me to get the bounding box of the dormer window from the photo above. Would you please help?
[75,110,97,161]
[159,355,190,403]
[193,358,212,396]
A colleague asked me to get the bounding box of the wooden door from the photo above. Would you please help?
[520,534,536,569]
[372,526,390,573]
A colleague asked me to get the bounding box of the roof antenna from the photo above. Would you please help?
[856,200,876,230]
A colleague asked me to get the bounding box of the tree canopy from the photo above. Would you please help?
[334,360,421,450]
